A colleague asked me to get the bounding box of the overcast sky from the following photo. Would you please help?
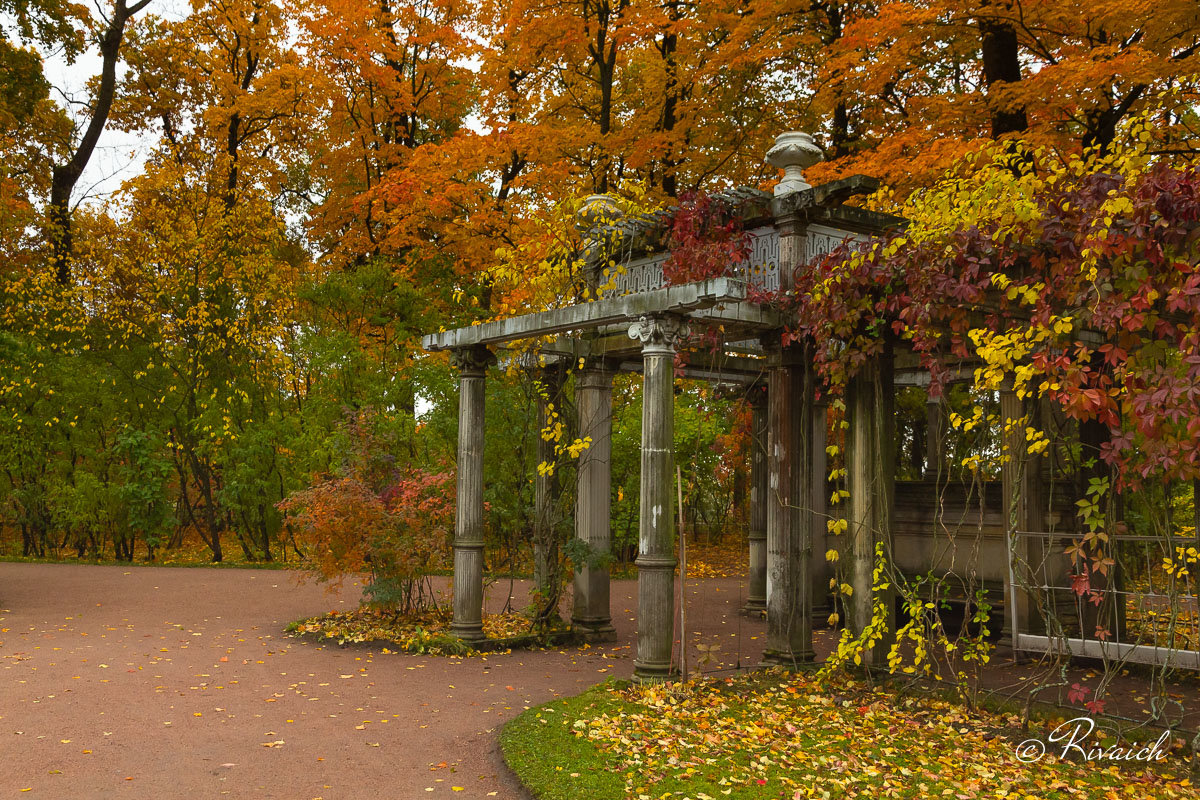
[40,0,191,207]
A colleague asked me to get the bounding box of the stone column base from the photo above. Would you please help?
[632,661,679,682]
[449,624,486,642]
[760,647,815,668]
[739,600,766,618]
[572,618,618,643]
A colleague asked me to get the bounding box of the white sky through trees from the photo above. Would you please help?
[38,0,191,206]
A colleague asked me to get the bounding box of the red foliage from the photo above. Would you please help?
[764,156,1200,489]
[277,411,454,612]
[662,193,751,285]
[278,466,454,612]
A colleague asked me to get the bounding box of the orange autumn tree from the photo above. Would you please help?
[115,0,312,203]
[477,0,789,199]
[297,0,484,265]
[796,0,1200,190]
[294,0,499,406]
[469,0,808,320]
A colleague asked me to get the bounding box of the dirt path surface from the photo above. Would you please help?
[0,563,768,799]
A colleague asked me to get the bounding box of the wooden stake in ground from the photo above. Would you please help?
[678,464,687,679]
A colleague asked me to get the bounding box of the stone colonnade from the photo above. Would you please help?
[444,323,905,676]
[445,332,962,675]
[450,345,620,645]
[446,338,1071,676]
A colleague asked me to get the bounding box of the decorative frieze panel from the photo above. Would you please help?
[607,224,866,296]
[806,224,862,262]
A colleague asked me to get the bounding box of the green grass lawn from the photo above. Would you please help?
[502,670,1196,800]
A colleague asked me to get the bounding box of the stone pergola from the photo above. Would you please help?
[422,132,904,679]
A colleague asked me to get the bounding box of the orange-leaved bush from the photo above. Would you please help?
[279,466,453,614]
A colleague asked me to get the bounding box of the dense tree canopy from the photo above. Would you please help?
[1,0,1197,575]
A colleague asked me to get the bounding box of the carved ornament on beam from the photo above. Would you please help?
[627,314,690,351]
[449,345,496,375]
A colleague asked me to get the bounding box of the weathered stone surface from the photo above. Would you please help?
[845,347,896,667]
[810,397,830,619]
[743,384,768,615]
[763,343,815,665]
[573,363,617,641]
[631,315,687,679]
[422,278,745,352]
[450,345,493,642]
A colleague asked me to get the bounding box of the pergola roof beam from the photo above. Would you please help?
[422,277,756,352]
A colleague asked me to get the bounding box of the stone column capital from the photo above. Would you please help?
[450,345,496,376]
[628,314,688,353]
[576,363,616,390]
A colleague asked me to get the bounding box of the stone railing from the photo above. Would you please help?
[607,224,864,296]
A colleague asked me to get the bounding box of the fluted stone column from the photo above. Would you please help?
[925,391,948,479]
[1001,384,1043,645]
[533,364,566,616]
[742,384,768,615]
[450,345,494,641]
[810,397,831,620]
[573,363,617,641]
[845,346,896,668]
[763,342,815,665]
[629,314,687,679]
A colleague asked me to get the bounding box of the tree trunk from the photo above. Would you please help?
[49,0,150,283]
[977,5,1028,138]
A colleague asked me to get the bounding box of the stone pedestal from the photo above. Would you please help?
[743,384,768,615]
[450,345,494,641]
[629,315,686,679]
[572,363,617,641]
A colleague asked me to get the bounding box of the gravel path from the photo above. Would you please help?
[0,563,767,799]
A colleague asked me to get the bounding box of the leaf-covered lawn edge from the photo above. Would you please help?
[502,670,1197,800]
[500,682,629,800]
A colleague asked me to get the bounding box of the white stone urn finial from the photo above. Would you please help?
[765,132,823,197]
[576,194,622,230]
